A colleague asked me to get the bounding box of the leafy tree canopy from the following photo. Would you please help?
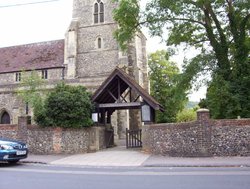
[176,108,197,123]
[35,83,94,128]
[17,71,45,115]
[149,50,187,123]
[113,0,250,118]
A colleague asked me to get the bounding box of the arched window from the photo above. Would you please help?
[98,38,102,49]
[94,3,99,24]
[99,2,104,23]
[94,0,104,24]
[0,111,10,124]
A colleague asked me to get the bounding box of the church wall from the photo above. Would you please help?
[134,33,149,91]
[77,50,119,77]
[0,73,16,84]
[0,92,21,124]
[46,68,64,81]
[77,24,118,53]
[73,0,117,27]
[125,33,149,130]
[75,23,119,78]
[0,68,63,85]
[0,68,64,125]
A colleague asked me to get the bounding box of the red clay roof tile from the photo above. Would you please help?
[0,39,65,73]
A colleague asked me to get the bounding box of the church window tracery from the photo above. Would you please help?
[94,0,104,24]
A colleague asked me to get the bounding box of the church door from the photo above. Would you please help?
[0,112,10,124]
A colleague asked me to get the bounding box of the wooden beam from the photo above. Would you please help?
[134,95,140,102]
[120,95,128,103]
[123,88,130,100]
[107,89,118,101]
[118,77,121,103]
[129,87,132,102]
[98,102,141,109]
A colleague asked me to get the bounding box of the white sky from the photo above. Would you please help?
[0,0,206,101]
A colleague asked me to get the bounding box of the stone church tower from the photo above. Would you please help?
[64,0,149,138]
[65,0,124,79]
[64,0,148,87]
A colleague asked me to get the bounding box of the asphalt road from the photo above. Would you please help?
[0,163,250,189]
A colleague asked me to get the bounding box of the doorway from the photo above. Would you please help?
[0,111,11,124]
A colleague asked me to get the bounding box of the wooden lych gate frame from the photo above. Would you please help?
[91,67,164,148]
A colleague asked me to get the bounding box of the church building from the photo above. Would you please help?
[0,0,149,139]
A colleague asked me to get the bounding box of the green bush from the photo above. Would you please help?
[35,83,93,128]
[176,109,197,123]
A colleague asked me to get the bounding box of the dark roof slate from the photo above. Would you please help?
[0,39,65,74]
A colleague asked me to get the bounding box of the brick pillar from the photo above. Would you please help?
[17,116,29,143]
[197,109,212,157]
[141,124,151,154]
[53,127,62,154]
[88,127,100,152]
[197,108,210,122]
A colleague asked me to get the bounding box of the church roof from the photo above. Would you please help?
[0,39,65,74]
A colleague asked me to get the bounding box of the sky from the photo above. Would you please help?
[0,0,206,101]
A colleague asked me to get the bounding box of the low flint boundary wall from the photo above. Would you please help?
[142,109,250,157]
[0,117,106,154]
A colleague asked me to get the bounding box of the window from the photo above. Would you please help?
[94,3,98,23]
[94,0,104,24]
[15,72,21,82]
[96,37,103,49]
[98,38,102,49]
[25,102,29,115]
[99,2,104,23]
[42,69,48,79]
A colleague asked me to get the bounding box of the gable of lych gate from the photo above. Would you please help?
[92,67,164,111]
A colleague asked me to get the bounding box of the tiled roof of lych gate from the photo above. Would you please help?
[92,67,164,111]
[0,39,65,74]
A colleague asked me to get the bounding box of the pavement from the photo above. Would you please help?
[21,145,250,168]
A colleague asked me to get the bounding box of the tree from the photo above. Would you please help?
[35,83,93,128]
[149,50,187,123]
[176,108,197,123]
[17,71,45,115]
[113,0,250,118]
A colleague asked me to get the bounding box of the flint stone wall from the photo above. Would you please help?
[143,109,250,157]
[142,122,209,157]
[211,120,250,156]
[0,117,106,154]
[0,124,18,139]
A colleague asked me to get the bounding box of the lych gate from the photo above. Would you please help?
[91,68,164,148]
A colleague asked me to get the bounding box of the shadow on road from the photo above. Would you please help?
[0,161,24,167]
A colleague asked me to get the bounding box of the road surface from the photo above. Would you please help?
[1,163,250,189]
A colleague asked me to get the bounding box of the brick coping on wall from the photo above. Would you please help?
[212,119,250,127]
[0,124,17,130]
